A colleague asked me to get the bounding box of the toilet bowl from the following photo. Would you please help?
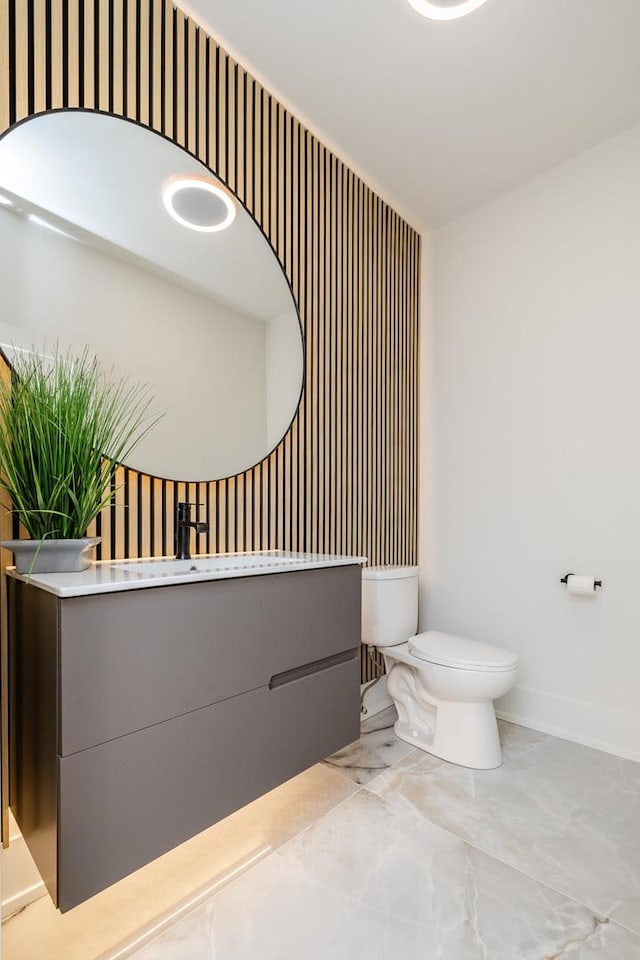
[362,566,518,770]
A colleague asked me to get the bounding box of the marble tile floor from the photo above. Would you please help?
[1,764,358,960]
[4,708,640,959]
[322,703,416,785]
[367,714,640,934]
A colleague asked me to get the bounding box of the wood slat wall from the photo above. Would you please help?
[0,0,420,679]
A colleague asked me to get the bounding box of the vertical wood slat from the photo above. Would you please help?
[0,0,421,714]
[216,45,226,182]
[111,0,123,115]
[66,0,80,108]
[243,72,253,210]
[186,15,196,154]
[138,0,150,125]
[98,0,109,111]
[162,0,172,137]
[33,0,47,113]
[196,24,206,162]
[173,4,184,145]
[150,0,162,129]
[0,0,10,130]
[13,0,30,120]
[125,0,137,119]
[226,56,235,193]
[83,0,94,108]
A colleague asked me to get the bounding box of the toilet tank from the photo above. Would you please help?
[361,566,419,648]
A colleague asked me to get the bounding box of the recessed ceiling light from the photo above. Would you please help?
[0,194,12,206]
[162,175,236,233]
[407,0,490,21]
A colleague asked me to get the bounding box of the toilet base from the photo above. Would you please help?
[386,660,504,770]
[393,702,503,770]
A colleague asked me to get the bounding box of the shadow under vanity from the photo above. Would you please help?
[7,554,363,911]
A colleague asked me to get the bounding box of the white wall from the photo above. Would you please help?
[422,122,640,761]
[1,811,45,920]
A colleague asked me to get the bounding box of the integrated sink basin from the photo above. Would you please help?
[111,552,302,577]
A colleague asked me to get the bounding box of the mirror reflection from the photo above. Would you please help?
[0,112,303,481]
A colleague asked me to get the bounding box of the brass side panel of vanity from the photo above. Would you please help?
[58,655,359,912]
[59,565,361,756]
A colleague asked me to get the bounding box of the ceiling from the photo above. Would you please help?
[179,0,640,230]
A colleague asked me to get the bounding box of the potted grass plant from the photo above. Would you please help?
[0,345,159,573]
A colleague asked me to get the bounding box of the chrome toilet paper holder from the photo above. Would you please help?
[560,573,602,589]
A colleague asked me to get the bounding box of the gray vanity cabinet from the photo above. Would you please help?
[9,564,361,911]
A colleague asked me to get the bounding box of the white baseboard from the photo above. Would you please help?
[360,677,393,720]
[2,812,47,919]
[496,684,640,764]
[360,677,640,763]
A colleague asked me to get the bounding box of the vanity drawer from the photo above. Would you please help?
[57,654,360,911]
[59,564,361,755]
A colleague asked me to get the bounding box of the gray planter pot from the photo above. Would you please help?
[1,538,101,574]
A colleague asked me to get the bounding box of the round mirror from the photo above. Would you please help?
[0,112,304,481]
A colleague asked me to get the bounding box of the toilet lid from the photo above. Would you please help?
[362,565,419,581]
[408,631,518,671]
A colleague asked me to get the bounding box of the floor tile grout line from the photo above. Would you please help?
[358,782,640,938]
[322,757,412,788]
[106,775,368,960]
[321,760,364,785]
[321,722,423,788]
[605,915,640,938]
[136,779,496,941]
[136,775,640,948]
[248,780,368,863]
[196,781,458,935]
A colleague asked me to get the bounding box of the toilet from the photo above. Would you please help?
[362,566,518,770]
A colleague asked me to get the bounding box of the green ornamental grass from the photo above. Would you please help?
[0,347,159,540]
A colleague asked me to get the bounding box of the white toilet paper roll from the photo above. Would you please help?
[566,575,597,595]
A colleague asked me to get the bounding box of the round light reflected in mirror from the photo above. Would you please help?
[162,175,236,233]
[407,0,490,21]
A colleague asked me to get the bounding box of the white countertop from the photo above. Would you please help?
[6,550,367,598]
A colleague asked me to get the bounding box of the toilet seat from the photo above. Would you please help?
[408,631,518,672]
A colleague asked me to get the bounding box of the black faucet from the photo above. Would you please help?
[175,502,209,560]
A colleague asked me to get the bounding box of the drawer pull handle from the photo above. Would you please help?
[269,648,358,689]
